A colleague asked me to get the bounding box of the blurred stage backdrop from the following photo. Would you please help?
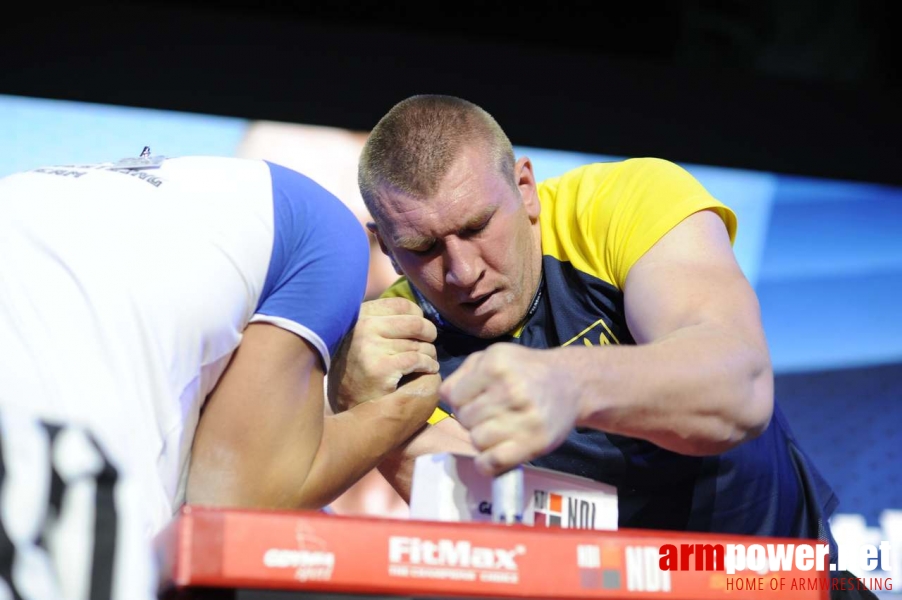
[2,93,899,584]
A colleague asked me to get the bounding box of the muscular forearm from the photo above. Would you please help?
[377,417,476,502]
[293,374,440,508]
[565,322,773,455]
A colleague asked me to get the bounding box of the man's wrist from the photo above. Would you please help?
[552,346,605,429]
[382,373,441,424]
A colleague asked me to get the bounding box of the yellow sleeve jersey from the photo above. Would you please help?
[382,159,838,545]
[539,158,736,291]
[531,157,735,348]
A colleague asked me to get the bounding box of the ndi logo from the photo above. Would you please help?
[578,544,674,592]
[534,490,597,529]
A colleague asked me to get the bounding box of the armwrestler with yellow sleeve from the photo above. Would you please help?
[328,96,843,576]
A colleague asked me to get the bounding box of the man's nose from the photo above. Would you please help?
[444,239,482,288]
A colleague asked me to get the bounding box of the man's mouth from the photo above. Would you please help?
[462,290,497,309]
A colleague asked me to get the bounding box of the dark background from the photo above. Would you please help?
[1,0,900,184]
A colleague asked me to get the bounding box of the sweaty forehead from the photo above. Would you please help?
[380,194,494,247]
[379,180,505,248]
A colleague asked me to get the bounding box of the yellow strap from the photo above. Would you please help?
[427,407,451,425]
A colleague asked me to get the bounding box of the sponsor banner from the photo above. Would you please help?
[166,506,830,599]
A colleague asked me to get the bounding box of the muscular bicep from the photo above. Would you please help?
[187,322,325,509]
[623,209,767,353]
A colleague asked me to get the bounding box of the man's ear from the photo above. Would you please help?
[366,221,403,275]
[514,156,540,222]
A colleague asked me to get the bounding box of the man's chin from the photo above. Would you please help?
[451,313,519,340]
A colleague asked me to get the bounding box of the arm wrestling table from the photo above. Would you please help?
[158,505,829,600]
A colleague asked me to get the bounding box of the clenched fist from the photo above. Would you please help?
[328,297,440,413]
[440,343,580,476]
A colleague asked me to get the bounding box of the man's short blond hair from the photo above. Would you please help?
[358,95,516,224]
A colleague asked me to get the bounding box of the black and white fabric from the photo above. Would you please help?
[0,406,155,600]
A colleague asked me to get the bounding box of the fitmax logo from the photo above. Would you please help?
[389,537,526,570]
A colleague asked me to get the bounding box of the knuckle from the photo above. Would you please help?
[469,426,490,451]
[406,317,432,340]
[455,403,473,426]
[421,320,438,341]
[484,452,504,472]
[380,315,414,338]
[394,316,416,336]
[485,344,507,358]
[389,297,419,315]
[509,380,531,406]
[400,352,430,374]
[395,339,418,353]
[396,352,417,370]
[358,301,379,316]
[401,373,441,399]
[406,300,424,317]
[407,322,426,340]
[385,297,407,312]
[414,354,431,372]
[363,298,390,315]
[483,354,505,376]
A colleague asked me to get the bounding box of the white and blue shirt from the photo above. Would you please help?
[0,156,368,533]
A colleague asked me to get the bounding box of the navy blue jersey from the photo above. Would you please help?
[387,159,838,548]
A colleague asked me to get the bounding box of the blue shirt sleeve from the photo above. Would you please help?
[252,161,368,371]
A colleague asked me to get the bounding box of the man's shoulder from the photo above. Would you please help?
[265,159,368,252]
[536,157,711,220]
[537,157,685,192]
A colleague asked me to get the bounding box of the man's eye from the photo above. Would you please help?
[466,218,491,235]
[409,243,436,256]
